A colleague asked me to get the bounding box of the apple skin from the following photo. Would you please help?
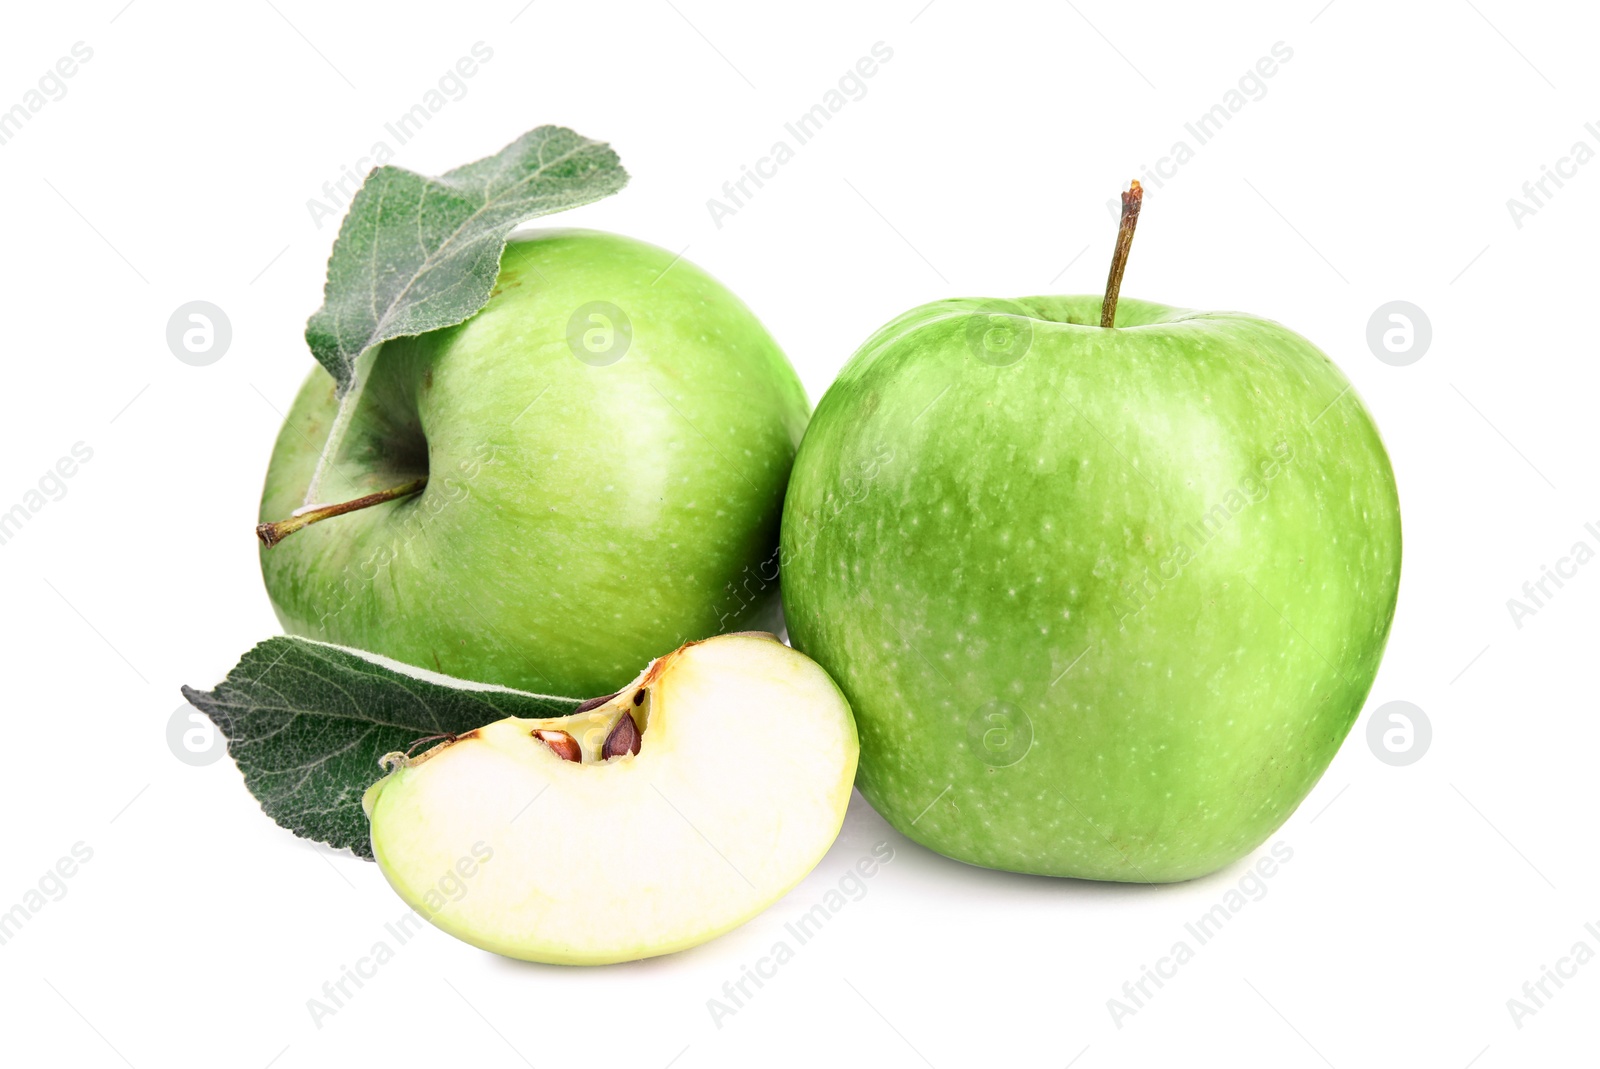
[779,295,1400,882]
[260,229,808,697]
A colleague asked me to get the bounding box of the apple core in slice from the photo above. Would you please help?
[363,633,858,964]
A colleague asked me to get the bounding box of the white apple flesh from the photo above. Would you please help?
[363,633,858,964]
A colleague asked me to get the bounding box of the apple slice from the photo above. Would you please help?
[363,632,857,964]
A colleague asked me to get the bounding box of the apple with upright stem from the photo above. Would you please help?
[779,182,1401,882]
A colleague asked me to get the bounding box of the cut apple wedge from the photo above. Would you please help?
[363,632,858,965]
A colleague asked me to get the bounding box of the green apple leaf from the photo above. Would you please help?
[181,637,583,859]
[301,125,628,501]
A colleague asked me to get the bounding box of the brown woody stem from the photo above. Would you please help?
[256,477,427,549]
[1100,179,1143,329]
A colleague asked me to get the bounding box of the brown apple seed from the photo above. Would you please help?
[602,713,641,758]
[532,729,581,762]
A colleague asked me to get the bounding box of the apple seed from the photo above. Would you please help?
[574,690,621,713]
[532,729,581,762]
[602,712,641,758]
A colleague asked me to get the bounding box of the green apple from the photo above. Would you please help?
[363,632,858,964]
[779,218,1400,882]
[259,229,808,697]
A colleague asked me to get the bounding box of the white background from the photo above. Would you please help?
[1,0,1595,1065]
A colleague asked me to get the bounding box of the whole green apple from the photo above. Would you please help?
[780,279,1400,882]
[260,229,809,697]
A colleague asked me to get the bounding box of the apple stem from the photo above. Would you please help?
[256,477,427,549]
[1100,179,1143,329]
